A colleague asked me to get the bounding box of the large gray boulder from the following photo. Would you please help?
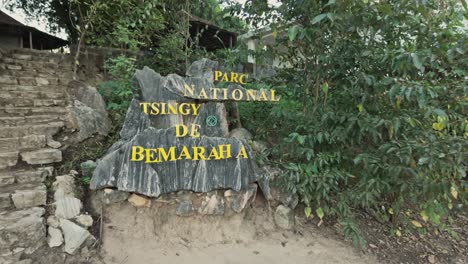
[64,81,110,143]
[90,59,269,197]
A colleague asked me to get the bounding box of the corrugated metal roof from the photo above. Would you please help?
[0,10,25,26]
[0,10,68,49]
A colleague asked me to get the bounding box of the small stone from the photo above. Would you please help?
[47,216,60,228]
[35,77,50,86]
[47,227,63,248]
[60,219,92,255]
[102,189,129,204]
[176,200,193,216]
[279,191,299,209]
[199,194,224,215]
[75,214,93,227]
[428,255,436,264]
[55,196,82,219]
[128,194,151,207]
[274,205,295,229]
[225,184,257,213]
[46,138,62,148]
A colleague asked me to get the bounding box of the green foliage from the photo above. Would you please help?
[234,0,467,245]
[99,55,135,115]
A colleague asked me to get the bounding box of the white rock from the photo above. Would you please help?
[52,175,75,200]
[47,216,60,228]
[47,227,63,248]
[55,196,82,219]
[75,214,93,227]
[60,219,92,255]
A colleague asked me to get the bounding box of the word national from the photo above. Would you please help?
[183,84,280,102]
[131,144,248,163]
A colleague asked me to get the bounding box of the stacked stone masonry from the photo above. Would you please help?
[0,48,107,263]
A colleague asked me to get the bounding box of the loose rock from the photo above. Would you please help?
[75,214,93,227]
[199,194,224,215]
[60,219,92,255]
[52,175,75,200]
[128,194,151,207]
[176,200,193,216]
[274,205,295,229]
[225,184,257,213]
[47,216,60,228]
[47,227,63,248]
[55,196,82,219]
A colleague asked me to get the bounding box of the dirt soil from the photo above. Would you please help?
[97,198,377,264]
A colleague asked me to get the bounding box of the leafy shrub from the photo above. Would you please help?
[99,55,136,118]
[235,0,467,245]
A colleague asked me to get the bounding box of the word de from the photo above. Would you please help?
[176,124,201,138]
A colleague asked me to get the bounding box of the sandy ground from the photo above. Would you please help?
[100,201,378,264]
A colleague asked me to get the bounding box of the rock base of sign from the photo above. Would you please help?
[90,183,260,217]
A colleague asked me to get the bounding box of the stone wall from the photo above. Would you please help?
[0,48,109,263]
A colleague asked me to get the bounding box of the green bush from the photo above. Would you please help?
[236,0,467,245]
[99,55,136,119]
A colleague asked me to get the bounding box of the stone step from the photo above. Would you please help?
[0,207,46,259]
[0,97,67,107]
[0,65,74,78]
[0,74,64,86]
[0,57,73,70]
[0,167,53,187]
[0,83,67,93]
[0,90,67,100]
[0,135,47,152]
[0,106,68,117]
[0,115,63,126]
[0,182,47,209]
[10,48,67,58]
[0,122,64,138]
[0,152,18,170]
[20,148,63,165]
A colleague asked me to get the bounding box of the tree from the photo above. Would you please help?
[234,0,467,245]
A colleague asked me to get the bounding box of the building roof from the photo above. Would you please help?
[185,12,237,51]
[0,10,68,49]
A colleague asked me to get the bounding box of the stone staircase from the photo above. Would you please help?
[0,48,74,262]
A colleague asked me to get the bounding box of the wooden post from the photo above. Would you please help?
[29,31,33,49]
[19,36,23,48]
[229,35,233,48]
